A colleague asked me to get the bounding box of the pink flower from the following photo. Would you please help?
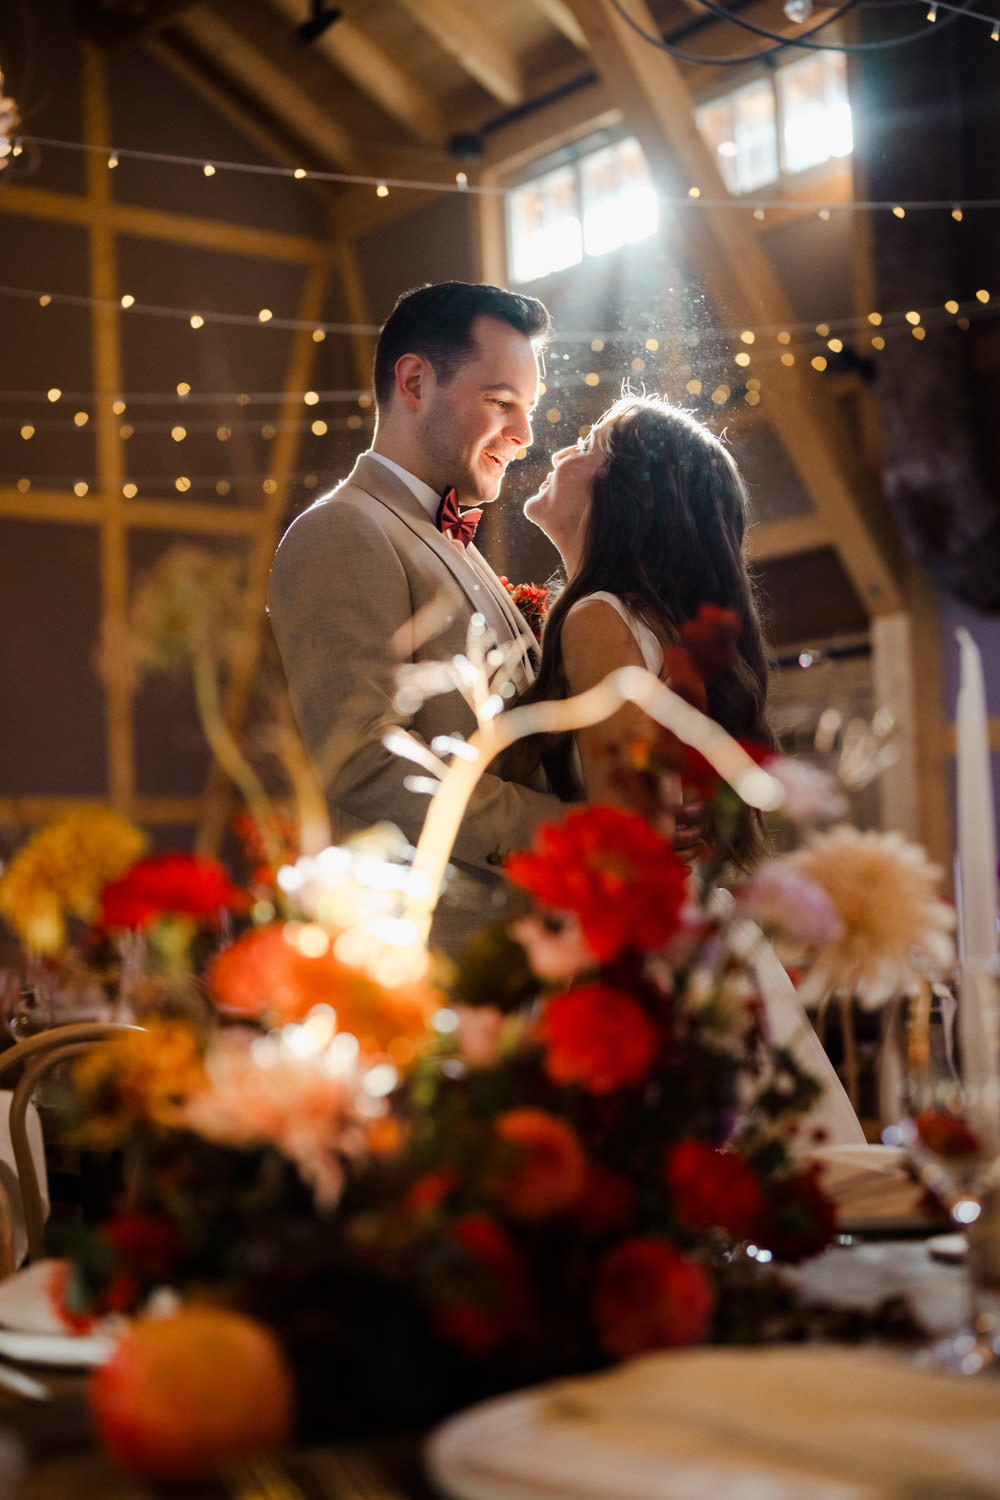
[181,1033,369,1210]
[764,757,847,824]
[736,862,843,950]
[510,914,595,983]
[453,1006,506,1068]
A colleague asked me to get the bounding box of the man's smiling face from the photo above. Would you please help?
[419,314,539,507]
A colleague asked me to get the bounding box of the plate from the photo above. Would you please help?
[0,1328,117,1368]
[426,1347,1000,1500]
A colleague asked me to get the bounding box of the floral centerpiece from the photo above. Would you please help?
[0,598,958,1464]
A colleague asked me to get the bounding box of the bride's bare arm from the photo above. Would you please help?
[560,598,665,811]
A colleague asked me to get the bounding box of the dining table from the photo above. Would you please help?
[0,1233,989,1500]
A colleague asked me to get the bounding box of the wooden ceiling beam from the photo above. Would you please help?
[170,5,365,172]
[263,0,450,147]
[530,0,590,48]
[563,0,904,616]
[391,0,526,107]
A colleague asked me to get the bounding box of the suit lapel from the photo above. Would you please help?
[345,454,530,658]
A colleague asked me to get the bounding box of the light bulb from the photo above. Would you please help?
[783,0,813,22]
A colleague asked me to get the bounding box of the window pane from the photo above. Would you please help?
[580,138,658,257]
[696,81,777,195]
[779,55,853,175]
[509,165,582,283]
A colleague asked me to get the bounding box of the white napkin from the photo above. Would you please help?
[429,1347,1000,1500]
[810,1143,927,1223]
[0,1089,49,1269]
[0,1259,119,1366]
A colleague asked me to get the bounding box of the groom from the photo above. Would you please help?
[267,281,565,955]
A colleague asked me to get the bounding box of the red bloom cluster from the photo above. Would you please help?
[499,577,548,641]
[593,1237,715,1358]
[573,1167,636,1238]
[665,1139,764,1242]
[679,604,742,682]
[99,853,245,930]
[540,985,659,1095]
[433,1214,529,1356]
[756,1167,838,1264]
[505,806,688,964]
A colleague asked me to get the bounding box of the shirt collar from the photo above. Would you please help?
[367,451,440,522]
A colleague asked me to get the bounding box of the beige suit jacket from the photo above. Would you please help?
[267,453,563,955]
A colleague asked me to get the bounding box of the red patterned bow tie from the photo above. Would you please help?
[436,487,482,548]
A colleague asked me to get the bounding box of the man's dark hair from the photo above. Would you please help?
[372,281,552,409]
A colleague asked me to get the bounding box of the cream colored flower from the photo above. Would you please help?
[784,825,955,1007]
[0,805,147,953]
[129,544,247,671]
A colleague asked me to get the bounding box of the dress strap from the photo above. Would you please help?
[571,592,663,675]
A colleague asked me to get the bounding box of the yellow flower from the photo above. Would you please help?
[0,806,147,953]
[785,826,955,1007]
[72,1019,208,1148]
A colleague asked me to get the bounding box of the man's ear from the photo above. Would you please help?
[394,352,431,412]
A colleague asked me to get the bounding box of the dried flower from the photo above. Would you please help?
[784,826,956,1006]
[128,544,247,672]
[0,806,146,952]
[593,1238,715,1357]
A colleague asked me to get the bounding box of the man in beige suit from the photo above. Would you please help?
[268,282,564,956]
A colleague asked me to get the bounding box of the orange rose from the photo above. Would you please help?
[492,1108,586,1221]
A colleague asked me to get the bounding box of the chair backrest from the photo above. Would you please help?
[0,1023,142,1270]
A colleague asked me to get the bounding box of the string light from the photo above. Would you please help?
[992,19,999,35]
[120,294,135,309]
[455,172,468,190]
[107,153,119,169]
[293,168,307,180]
[376,183,389,198]
[926,4,938,19]
[203,163,215,177]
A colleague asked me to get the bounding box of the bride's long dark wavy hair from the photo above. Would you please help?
[505,395,774,867]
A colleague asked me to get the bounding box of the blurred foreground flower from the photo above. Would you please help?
[0,806,146,953]
[784,826,955,1007]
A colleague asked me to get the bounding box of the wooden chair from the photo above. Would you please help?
[0,1023,141,1271]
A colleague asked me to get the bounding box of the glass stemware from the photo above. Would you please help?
[882,976,1000,1372]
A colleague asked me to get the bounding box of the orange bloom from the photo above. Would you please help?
[71,1020,207,1148]
[492,1108,586,1221]
[208,924,434,1054]
[540,985,659,1095]
[593,1237,715,1358]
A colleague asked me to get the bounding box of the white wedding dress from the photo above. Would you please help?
[565,592,864,1149]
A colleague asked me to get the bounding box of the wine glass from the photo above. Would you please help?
[882,973,1000,1372]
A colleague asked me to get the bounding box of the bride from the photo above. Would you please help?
[509,393,771,867]
[510,393,865,1147]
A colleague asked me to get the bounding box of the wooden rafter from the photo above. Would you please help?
[530,0,590,48]
[169,5,365,173]
[264,0,449,148]
[562,0,904,616]
[391,0,526,107]
[198,250,337,854]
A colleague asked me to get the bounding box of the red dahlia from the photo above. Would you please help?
[505,806,688,964]
[665,1139,764,1242]
[593,1237,715,1358]
[540,985,659,1095]
[99,853,245,929]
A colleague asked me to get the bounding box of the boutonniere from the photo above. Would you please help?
[499,577,548,641]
